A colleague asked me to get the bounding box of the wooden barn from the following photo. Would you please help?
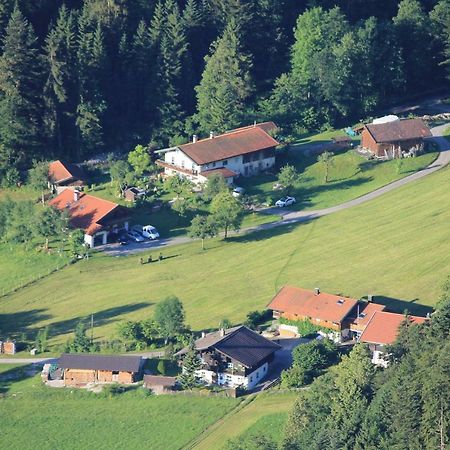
[361,118,432,159]
[58,354,142,386]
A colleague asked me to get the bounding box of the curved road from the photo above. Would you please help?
[106,125,450,256]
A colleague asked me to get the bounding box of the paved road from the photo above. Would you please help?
[0,357,57,364]
[104,125,450,257]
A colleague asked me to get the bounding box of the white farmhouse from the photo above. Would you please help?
[176,326,280,390]
[156,122,279,185]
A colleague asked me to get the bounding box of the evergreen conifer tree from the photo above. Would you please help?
[44,5,78,158]
[0,6,46,172]
[195,21,253,133]
[178,340,201,389]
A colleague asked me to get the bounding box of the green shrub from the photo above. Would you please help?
[157,359,166,375]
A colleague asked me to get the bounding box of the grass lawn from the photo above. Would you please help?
[0,370,240,450]
[239,147,437,211]
[0,244,70,297]
[191,392,297,450]
[1,164,449,346]
[88,181,278,238]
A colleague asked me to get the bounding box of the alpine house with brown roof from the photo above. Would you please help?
[359,311,427,367]
[175,326,280,390]
[361,118,432,159]
[156,122,279,184]
[49,189,129,247]
[267,286,360,341]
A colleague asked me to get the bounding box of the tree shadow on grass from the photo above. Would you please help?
[0,363,39,394]
[0,309,51,338]
[372,295,434,317]
[228,219,309,244]
[49,302,153,338]
[293,176,374,209]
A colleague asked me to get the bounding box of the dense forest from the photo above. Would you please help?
[0,0,449,184]
[282,279,450,450]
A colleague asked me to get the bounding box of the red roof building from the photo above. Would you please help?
[157,122,279,184]
[48,160,86,192]
[49,190,129,247]
[267,286,359,332]
[360,311,427,345]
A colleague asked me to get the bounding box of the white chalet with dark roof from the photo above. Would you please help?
[176,326,280,390]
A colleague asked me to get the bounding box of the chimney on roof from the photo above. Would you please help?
[219,328,225,337]
[201,331,206,338]
[367,294,373,303]
[314,287,320,295]
[209,131,215,139]
[73,189,81,202]
[253,120,257,127]
[193,134,198,143]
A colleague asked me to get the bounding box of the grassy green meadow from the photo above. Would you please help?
[239,147,437,210]
[0,368,239,450]
[192,392,296,449]
[1,164,449,346]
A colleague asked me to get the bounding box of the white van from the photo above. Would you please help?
[142,225,160,240]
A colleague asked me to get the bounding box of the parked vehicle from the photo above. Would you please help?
[118,234,129,245]
[142,225,160,240]
[232,186,245,198]
[275,196,296,207]
[127,230,145,242]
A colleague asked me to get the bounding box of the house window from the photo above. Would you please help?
[192,163,195,170]
[212,162,216,167]
[223,160,228,166]
[112,371,119,375]
[171,156,175,164]
[181,160,185,168]
[249,376,253,382]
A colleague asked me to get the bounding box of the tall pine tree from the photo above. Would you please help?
[0,6,45,173]
[44,5,78,159]
[195,21,253,133]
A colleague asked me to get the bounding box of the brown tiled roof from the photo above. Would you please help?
[200,168,237,179]
[267,286,358,324]
[48,160,85,184]
[365,118,431,143]
[176,326,280,368]
[143,375,177,387]
[178,124,279,165]
[230,121,278,135]
[49,190,125,235]
[360,311,427,345]
[350,302,386,327]
[59,353,141,372]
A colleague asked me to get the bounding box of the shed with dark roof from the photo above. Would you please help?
[361,118,432,158]
[58,353,142,386]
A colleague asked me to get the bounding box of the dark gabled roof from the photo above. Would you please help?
[177,326,280,368]
[364,118,431,144]
[213,326,280,368]
[178,124,279,165]
[58,353,141,372]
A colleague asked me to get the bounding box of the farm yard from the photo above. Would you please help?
[0,163,448,347]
